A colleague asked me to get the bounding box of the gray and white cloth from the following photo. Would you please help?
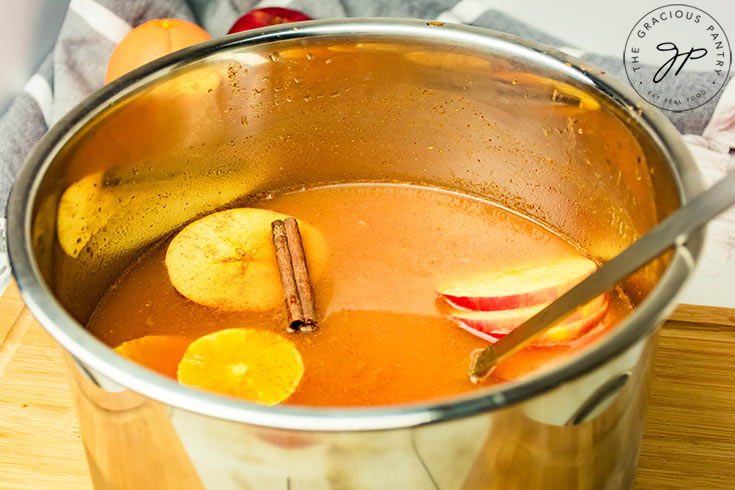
[0,0,733,303]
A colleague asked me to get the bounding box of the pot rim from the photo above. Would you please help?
[7,18,704,432]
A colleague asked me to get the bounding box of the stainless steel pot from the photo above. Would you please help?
[7,19,704,490]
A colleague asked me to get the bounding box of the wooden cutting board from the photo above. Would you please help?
[0,280,733,490]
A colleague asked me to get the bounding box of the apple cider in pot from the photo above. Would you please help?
[87,183,631,407]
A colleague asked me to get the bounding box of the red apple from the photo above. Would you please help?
[440,256,598,311]
[228,7,311,34]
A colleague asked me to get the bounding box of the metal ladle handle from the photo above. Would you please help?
[470,170,735,381]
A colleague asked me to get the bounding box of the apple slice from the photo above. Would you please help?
[472,295,608,345]
[165,208,328,311]
[536,297,608,344]
[451,293,608,341]
[456,322,504,344]
[440,256,598,311]
[57,172,125,258]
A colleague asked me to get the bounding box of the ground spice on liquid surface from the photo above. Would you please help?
[87,183,631,407]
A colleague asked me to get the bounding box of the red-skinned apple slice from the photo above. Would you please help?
[455,322,504,344]
[440,256,598,311]
[451,294,608,344]
[476,296,608,345]
[535,297,608,344]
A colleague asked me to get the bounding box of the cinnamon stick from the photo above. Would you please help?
[271,219,305,330]
[271,218,318,331]
[283,217,318,330]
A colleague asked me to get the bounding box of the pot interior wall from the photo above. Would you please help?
[29,35,681,323]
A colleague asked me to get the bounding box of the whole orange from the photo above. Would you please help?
[105,18,211,84]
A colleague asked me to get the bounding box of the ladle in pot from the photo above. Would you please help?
[470,170,735,382]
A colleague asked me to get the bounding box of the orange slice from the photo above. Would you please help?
[165,208,328,312]
[114,335,191,379]
[177,328,304,405]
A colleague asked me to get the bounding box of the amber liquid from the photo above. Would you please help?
[88,183,631,407]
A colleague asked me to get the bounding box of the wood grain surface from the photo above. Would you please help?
[0,282,92,490]
[0,281,733,490]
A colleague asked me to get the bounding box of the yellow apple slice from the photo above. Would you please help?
[56,172,124,258]
[165,208,328,311]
